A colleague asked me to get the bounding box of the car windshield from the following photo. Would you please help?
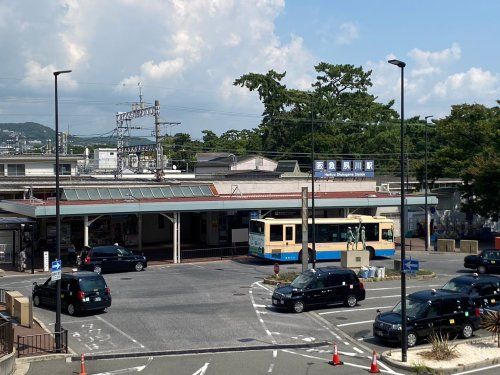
[392,298,429,318]
[117,247,133,256]
[442,279,470,293]
[290,273,315,289]
[79,277,107,292]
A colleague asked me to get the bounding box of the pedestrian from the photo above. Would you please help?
[67,243,76,266]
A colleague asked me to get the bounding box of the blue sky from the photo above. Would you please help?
[0,0,498,140]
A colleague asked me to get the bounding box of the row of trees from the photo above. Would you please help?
[160,62,499,220]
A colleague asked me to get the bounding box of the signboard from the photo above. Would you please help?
[402,259,419,273]
[314,159,375,178]
[43,251,49,272]
[51,259,61,281]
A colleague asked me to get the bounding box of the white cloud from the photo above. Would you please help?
[432,67,499,98]
[21,60,78,90]
[335,22,359,45]
[409,43,461,77]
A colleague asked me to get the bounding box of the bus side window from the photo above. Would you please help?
[365,223,379,241]
[295,224,302,244]
[382,228,393,242]
[270,225,283,242]
[339,224,347,241]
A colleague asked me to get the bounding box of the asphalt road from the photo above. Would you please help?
[2,250,499,374]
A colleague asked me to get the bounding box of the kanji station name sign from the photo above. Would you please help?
[314,160,375,178]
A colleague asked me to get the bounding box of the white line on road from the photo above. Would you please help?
[319,305,393,315]
[95,316,145,349]
[191,362,209,375]
[336,320,374,327]
[357,336,374,341]
[253,304,267,308]
[366,284,441,291]
[455,364,500,374]
[366,294,400,300]
[255,282,273,292]
[273,350,277,358]
[92,357,153,375]
[352,346,364,354]
[267,363,274,373]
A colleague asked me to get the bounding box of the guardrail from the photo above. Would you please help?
[180,245,248,260]
[17,329,68,357]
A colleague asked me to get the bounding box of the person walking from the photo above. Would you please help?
[67,243,77,266]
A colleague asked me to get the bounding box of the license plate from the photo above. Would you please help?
[280,300,284,305]
[375,330,385,336]
[272,298,278,305]
[94,297,101,302]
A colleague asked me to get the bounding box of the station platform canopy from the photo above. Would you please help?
[0,184,438,218]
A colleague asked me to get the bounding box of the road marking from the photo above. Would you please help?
[250,282,277,345]
[352,346,364,354]
[48,318,97,325]
[273,350,277,358]
[93,357,153,375]
[255,282,273,292]
[253,304,267,308]
[366,284,441,291]
[455,364,500,374]
[267,363,274,373]
[336,320,373,327]
[343,341,349,346]
[281,349,402,374]
[357,336,374,341]
[366,294,400,299]
[95,316,145,349]
[191,362,209,375]
[319,305,393,315]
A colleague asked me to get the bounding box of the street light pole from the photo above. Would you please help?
[424,115,433,252]
[310,95,316,269]
[53,69,71,351]
[388,58,407,362]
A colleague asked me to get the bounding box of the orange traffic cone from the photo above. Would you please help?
[369,350,380,373]
[328,343,343,366]
[80,353,87,375]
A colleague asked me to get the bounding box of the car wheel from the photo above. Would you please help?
[293,300,305,313]
[461,323,474,339]
[93,265,102,274]
[67,303,76,316]
[478,265,487,274]
[345,294,358,308]
[407,331,418,348]
[134,262,144,272]
[33,295,40,307]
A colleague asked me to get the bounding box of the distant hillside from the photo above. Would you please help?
[0,122,153,147]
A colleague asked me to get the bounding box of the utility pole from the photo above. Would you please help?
[301,187,309,272]
[154,100,163,181]
[310,94,316,269]
[424,115,433,251]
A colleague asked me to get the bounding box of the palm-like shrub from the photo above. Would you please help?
[482,310,500,348]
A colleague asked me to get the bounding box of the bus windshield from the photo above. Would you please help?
[290,273,315,289]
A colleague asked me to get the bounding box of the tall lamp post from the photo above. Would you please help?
[424,115,433,251]
[310,95,316,269]
[388,58,408,362]
[53,69,71,351]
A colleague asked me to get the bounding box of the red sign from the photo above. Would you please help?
[273,263,280,275]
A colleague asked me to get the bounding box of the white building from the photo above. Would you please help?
[195,153,278,175]
[0,155,81,177]
[93,148,117,170]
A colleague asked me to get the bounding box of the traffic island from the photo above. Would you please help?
[263,271,298,285]
[381,337,500,374]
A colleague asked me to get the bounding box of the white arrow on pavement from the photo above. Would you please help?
[192,362,210,375]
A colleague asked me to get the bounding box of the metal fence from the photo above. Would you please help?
[0,288,11,304]
[17,329,68,358]
[180,245,248,260]
[0,322,13,356]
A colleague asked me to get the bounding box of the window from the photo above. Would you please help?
[270,225,283,242]
[53,164,72,175]
[382,228,393,242]
[7,164,25,176]
[250,221,264,234]
[0,164,4,176]
[285,226,293,241]
[365,223,379,241]
[117,247,132,256]
[426,301,440,318]
[317,224,337,243]
[441,298,460,315]
[79,277,107,292]
[309,276,326,289]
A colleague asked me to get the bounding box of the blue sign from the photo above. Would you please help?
[314,160,325,171]
[353,160,363,171]
[327,160,336,171]
[51,260,61,272]
[365,160,374,171]
[314,159,375,178]
[402,259,419,273]
[341,160,352,171]
[249,211,260,219]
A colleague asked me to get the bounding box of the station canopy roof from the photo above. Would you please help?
[61,185,214,201]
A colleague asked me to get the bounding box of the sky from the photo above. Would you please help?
[0,0,498,141]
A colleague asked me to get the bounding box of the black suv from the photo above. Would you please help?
[464,249,500,274]
[441,274,500,307]
[80,245,147,274]
[272,267,365,313]
[373,289,480,347]
[33,271,111,316]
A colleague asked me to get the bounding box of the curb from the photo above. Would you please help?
[15,353,73,364]
[381,339,500,374]
[68,341,330,361]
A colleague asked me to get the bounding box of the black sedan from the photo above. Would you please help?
[80,245,147,274]
[33,271,111,316]
[464,249,500,274]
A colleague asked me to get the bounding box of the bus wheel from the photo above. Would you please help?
[367,247,375,260]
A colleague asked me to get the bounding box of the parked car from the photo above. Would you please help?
[32,271,111,316]
[464,249,500,274]
[441,274,500,307]
[272,267,365,313]
[79,245,147,274]
[373,289,481,347]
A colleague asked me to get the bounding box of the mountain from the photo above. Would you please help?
[0,122,154,147]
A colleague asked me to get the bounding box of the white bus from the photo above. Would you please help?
[249,215,395,262]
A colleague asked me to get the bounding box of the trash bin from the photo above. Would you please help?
[368,266,377,278]
[359,267,369,279]
[376,266,385,279]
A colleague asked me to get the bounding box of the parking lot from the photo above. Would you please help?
[3,251,500,374]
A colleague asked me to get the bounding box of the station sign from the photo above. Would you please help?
[314,159,375,178]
